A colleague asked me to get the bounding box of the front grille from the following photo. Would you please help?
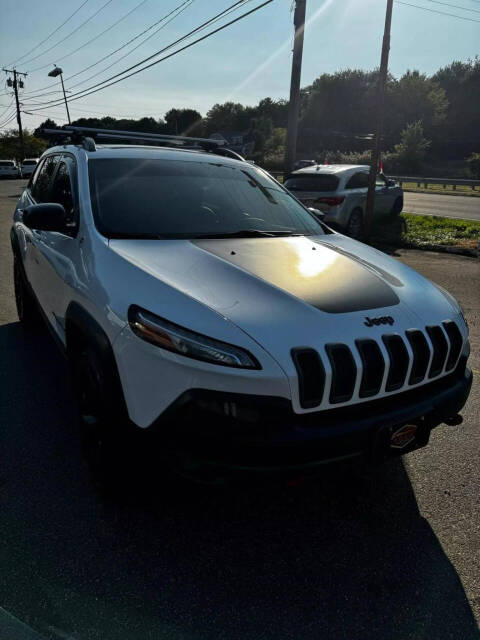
[326,344,357,404]
[292,320,464,409]
[443,321,463,371]
[291,348,325,409]
[382,334,410,391]
[406,330,430,384]
[426,325,449,378]
[356,339,385,397]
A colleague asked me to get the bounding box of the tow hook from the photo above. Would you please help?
[444,414,463,426]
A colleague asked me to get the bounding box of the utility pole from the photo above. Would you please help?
[284,0,307,177]
[3,68,27,162]
[364,0,393,241]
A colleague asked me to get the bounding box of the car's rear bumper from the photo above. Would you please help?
[149,359,472,474]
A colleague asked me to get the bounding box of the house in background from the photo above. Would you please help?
[209,131,255,156]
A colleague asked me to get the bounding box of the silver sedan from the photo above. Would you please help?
[284,164,404,239]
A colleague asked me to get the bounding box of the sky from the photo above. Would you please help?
[0,0,478,131]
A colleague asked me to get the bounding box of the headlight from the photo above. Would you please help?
[128,305,261,370]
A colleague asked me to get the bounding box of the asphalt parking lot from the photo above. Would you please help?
[0,179,479,639]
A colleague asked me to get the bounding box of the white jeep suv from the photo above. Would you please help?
[10,127,472,484]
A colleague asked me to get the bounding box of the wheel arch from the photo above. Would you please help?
[65,302,128,412]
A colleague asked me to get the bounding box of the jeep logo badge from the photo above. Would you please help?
[364,315,394,327]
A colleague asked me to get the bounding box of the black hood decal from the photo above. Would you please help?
[193,237,399,314]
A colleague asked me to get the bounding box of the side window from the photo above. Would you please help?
[31,155,59,203]
[345,172,369,189]
[28,157,45,191]
[51,162,74,214]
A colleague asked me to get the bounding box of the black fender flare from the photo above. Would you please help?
[65,302,128,414]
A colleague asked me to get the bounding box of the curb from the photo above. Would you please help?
[371,241,479,259]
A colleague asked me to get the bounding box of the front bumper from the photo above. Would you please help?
[151,360,472,473]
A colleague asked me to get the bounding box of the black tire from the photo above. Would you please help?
[14,258,38,327]
[69,342,137,491]
[346,209,364,240]
[390,197,403,217]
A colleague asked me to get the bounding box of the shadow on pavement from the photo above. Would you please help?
[0,321,478,640]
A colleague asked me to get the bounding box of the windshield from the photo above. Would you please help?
[23,160,37,165]
[88,158,325,239]
[284,174,339,192]
[0,161,15,167]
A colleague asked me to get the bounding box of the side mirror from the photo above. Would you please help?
[387,179,396,188]
[23,203,67,232]
[308,207,325,220]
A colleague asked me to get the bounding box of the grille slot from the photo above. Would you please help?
[406,329,430,385]
[382,335,409,391]
[291,348,325,409]
[355,339,385,398]
[326,344,357,404]
[426,325,448,378]
[442,321,463,371]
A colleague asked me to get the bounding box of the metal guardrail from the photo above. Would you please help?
[389,176,480,191]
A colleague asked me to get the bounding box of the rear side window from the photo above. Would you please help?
[345,172,369,189]
[31,155,59,203]
[284,175,339,192]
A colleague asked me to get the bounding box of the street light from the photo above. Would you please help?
[48,65,71,124]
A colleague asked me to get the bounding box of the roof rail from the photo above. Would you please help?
[39,125,246,161]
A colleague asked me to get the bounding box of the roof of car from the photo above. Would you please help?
[291,164,370,175]
[42,144,247,166]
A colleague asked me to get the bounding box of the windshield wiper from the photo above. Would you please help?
[192,229,304,239]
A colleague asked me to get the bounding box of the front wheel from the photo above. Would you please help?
[14,258,38,327]
[346,209,364,240]
[70,344,135,490]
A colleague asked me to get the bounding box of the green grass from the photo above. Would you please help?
[372,213,480,251]
[401,182,480,197]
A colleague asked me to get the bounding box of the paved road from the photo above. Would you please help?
[0,179,479,639]
[404,191,480,221]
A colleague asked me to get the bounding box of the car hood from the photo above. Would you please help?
[109,234,460,355]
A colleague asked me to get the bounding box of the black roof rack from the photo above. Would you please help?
[39,125,246,161]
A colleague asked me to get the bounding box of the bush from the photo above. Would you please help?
[391,121,431,173]
[466,152,480,179]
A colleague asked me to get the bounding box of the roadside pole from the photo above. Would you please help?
[364,0,394,240]
[2,68,27,162]
[284,0,307,177]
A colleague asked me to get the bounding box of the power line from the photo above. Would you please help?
[26,0,260,111]
[424,0,480,13]
[23,0,193,97]
[20,0,115,68]
[5,1,90,67]
[27,0,153,73]
[394,0,480,21]
[0,99,14,119]
[0,113,18,129]
[23,0,195,100]
[23,0,248,102]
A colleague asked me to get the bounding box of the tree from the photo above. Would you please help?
[164,109,203,136]
[0,129,48,160]
[466,152,480,179]
[34,119,59,138]
[433,58,480,157]
[204,102,253,134]
[392,121,431,173]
